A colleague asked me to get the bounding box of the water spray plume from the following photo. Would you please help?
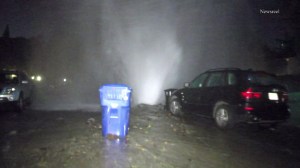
[101,0,182,105]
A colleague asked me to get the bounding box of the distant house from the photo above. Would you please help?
[0,25,32,70]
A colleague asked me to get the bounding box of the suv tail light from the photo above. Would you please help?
[241,88,262,99]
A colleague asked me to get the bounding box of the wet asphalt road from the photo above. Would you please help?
[1,105,300,168]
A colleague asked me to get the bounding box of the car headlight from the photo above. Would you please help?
[3,88,16,94]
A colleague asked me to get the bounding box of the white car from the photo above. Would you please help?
[0,69,33,112]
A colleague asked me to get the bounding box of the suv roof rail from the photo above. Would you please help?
[206,68,241,72]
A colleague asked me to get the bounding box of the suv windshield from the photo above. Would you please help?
[247,72,282,86]
[0,72,19,84]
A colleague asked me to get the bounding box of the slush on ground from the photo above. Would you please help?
[1,104,300,168]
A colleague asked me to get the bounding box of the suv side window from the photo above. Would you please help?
[227,72,237,85]
[190,73,208,88]
[206,72,225,87]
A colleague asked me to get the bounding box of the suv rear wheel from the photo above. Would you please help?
[258,123,278,130]
[169,97,183,116]
[16,94,24,113]
[214,104,235,129]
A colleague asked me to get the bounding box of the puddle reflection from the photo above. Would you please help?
[102,138,130,168]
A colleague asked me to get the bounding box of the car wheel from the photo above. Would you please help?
[214,104,234,129]
[169,98,183,116]
[16,94,24,113]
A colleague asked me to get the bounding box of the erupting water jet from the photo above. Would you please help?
[100,0,182,105]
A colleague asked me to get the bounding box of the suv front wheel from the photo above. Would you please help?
[214,104,235,129]
[169,97,183,116]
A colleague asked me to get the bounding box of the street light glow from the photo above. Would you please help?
[36,75,42,82]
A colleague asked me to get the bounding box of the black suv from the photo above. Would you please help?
[166,68,290,129]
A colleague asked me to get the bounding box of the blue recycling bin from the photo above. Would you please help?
[99,84,132,138]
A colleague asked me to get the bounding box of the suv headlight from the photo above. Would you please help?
[3,87,16,94]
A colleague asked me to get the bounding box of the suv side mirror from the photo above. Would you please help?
[22,80,29,84]
[184,82,190,88]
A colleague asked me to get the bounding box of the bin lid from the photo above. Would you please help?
[99,84,132,92]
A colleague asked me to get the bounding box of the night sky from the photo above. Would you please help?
[0,0,80,38]
[0,0,298,39]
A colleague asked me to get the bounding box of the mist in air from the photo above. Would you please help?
[30,0,265,109]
